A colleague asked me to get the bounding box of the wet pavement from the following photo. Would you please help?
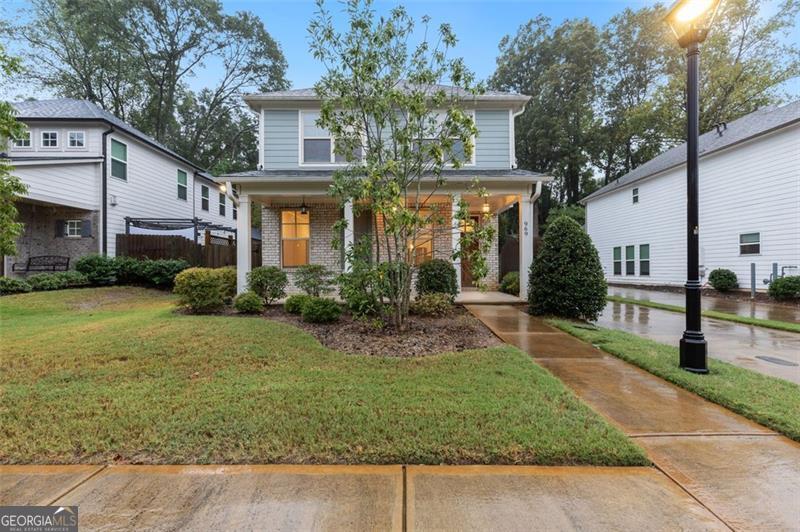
[467,304,800,531]
[598,300,800,384]
[609,286,800,323]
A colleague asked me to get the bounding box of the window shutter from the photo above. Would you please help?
[81,219,92,237]
[55,220,65,238]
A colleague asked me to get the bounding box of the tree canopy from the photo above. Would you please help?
[0,43,27,255]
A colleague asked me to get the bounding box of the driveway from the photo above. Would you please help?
[598,300,800,384]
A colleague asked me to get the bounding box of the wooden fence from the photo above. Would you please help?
[116,233,256,268]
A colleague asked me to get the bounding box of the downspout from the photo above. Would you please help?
[529,180,544,250]
[101,126,114,255]
[510,105,527,169]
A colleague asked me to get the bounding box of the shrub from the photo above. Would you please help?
[768,276,800,301]
[415,259,458,299]
[248,266,288,304]
[28,271,89,291]
[75,254,117,285]
[173,267,228,313]
[234,291,264,314]
[708,268,738,292]
[114,256,142,285]
[217,266,237,301]
[284,294,313,314]
[0,277,32,295]
[528,216,607,321]
[137,259,189,288]
[338,243,384,317]
[301,297,342,323]
[294,264,335,296]
[500,271,520,295]
[410,292,453,317]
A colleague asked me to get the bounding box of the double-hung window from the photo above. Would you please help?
[414,111,474,165]
[110,139,127,180]
[301,110,362,164]
[65,220,82,238]
[739,232,760,255]
[281,210,310,267]
[201,185,209,211]
[13,131,31,148]
[632,188,639,204]
[68,131,85,148]
[613,247,622,275]
[218,192,226,216]
[41,131,59,148]
[177,170,187,200]
[233,204,238,220]
[639,244,650,276]
[625,245,635,275]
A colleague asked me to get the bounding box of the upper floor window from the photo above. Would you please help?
[300,110,362,164]
[415,111,475,166]
[201,185,209,211]
[41,131,59,148]
[613,247,622,275]
[625,245,635,275]
[739,232,760,255]
[177,170,188,200]
[110,139,127,180]
[68,131,85,148]
[12,131,31,148]
[281,210,310,267]
[218,192,226,216]
[632,187,639,204]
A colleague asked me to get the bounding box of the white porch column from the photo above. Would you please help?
[343,199,354,272]
[236,193,252,294]
[519,194,534,298]
[451,193,462,293]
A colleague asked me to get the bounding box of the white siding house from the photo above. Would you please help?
[584,101,800,291]
[3,99,235,274]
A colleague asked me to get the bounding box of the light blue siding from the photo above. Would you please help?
[264,110,299,169]
[475,110,510,169]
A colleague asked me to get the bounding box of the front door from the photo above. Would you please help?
[460,216,480,287]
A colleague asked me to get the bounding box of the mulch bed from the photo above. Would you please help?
[262,305,503,357]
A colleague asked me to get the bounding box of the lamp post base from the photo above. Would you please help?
[680,333,708,374]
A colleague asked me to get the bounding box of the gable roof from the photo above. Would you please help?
[582,100,800,203]
[11,98,211,176]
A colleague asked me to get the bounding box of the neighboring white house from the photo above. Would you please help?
[583,101,800,291]
[2,99,236,275]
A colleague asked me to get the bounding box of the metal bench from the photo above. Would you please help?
[12,255,70,272]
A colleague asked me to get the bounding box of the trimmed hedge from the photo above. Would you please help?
[284,294,313,314]
[27,271,89,291]
[75,254,117,285]
[248,266,288,304]
[768,276,800,301]
[500,271,520,295]
[415,259,458,299]
[234,291,265,314]
[301,297,342,323]
[0,277,32,295]
[708,268,738,292]
[528,216,607,321]
[294,264,335,296]
[410,292,453,317]
[173,267,230,313]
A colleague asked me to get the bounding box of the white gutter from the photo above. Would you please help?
[530,180,543,203]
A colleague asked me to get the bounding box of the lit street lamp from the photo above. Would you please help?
[664,0,721,374]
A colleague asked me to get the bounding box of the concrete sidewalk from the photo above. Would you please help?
[1,464,725,531]
[468,304,800,531]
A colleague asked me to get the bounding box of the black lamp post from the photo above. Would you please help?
[665,0,721,374]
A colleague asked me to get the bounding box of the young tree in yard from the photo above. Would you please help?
[309,0,494,330]
[0,44,27,255]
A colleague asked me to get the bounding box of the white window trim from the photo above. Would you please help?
[739,232,761,256]
[612,247,622,276]
[12,130,32,149]
[280,209,311,268]
[177,169,188,201]
[625,245,636,276]
[110,138,128,181]
[632,187,639,204]
[218,192,226,217]
[417,110,477,167]
[66,130,86,150]
[639,244,650,277]
[65,219,82,238]
[41,130,59,149]
[201,185,210,211]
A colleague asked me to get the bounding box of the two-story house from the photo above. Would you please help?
[220,85,550,298]
[3,99,236,275]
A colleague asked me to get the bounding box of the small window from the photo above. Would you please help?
[632,188,639,204]
[65,219,82,238]
[41,131,59,148]
[613,247,622,276]
[281,210,310,267]
[177,170,187,200]
[201,185,209,211]
[12,131,31,148]
[625,245,635,275]
[110,139,127,180]
[218,192,226,216]
[639,244,650,276]
[233,204,238,220]
[740,232,760,255]
[68,131,85,148]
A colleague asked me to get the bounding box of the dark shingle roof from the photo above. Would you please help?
[12,98,209,174]
[221,167,548,184]
[582,100,800,203]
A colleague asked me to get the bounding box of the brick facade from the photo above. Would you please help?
[9,202,99,275]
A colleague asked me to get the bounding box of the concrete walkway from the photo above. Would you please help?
[599,300,800,383]
[609,285,800,323]
[467,304,800,531]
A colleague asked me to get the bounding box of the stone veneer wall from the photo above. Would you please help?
[10,202,99,275]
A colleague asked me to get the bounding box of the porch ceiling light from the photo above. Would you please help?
[300,197,308,215]
[665,0,721,47]
[482,201,490,214]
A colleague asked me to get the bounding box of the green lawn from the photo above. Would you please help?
[0,287,647,466]
[607,295,800,334]
[550,319,800,442]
